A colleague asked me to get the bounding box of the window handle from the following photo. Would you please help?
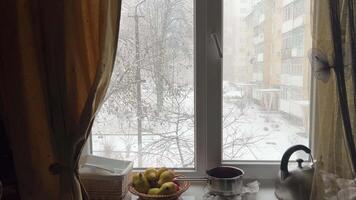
[211,33,223,59]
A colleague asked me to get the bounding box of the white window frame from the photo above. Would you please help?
[84,0,315,181]
[185,0,315,180]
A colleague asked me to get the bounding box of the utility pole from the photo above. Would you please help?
[129,0,146,167]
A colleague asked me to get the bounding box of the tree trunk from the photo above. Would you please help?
[154,0,173,112]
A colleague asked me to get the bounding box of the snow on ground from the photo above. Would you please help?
[222,100,309,161]
[91,88,309,167]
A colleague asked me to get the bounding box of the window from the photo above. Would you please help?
[294,0,305,18]
[223,0,311,161]
[91,0,194,168]
[89,0,313,178]
[283,4,293,21]
[283,0,305,21]
[282,60,303,75]
[282,27,305,58]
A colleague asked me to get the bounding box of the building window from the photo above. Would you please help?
[282,27,305,58]
[282,60,303,75]
[294,0,305,18]
[283,0,305,21]
[283,4,293,21]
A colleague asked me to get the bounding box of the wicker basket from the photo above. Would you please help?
[129,175,190,200]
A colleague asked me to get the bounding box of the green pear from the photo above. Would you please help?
[157,167,168,178]
[158,182,177,195]
[132,173,150,194]
[158,170,175,186]
[144,168,158,182]
[148,188,160,195]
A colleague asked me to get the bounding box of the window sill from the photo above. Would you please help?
[130,180,277,200]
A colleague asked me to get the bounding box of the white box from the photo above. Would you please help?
[79,155,133,200]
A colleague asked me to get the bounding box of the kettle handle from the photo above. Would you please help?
[280,145,311,180]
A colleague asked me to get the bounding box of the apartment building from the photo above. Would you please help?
[244,0,282,110]
[279,0,311,129]
[244,0,311,125]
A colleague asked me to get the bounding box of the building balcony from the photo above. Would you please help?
[283,0,296,7]
[282,15,304,33]
[282,48,304,59]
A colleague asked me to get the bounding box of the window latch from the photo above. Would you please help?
[211,33,223,59]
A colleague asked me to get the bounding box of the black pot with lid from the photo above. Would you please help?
[176,166,244,196]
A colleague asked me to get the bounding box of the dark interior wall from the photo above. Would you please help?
[0,111,20,199]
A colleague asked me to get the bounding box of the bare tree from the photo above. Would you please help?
[140,85,194,167]
[222,105,269,160]
[90,0,191,167]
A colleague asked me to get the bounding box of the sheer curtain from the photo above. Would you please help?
[311,0,356,199]
[0,0,121,199]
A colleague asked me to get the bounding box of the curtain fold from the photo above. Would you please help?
[311,0,356,199]
[0,0,122,199]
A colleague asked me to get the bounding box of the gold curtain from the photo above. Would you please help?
[0,0,122,199]
[311,0,356,199]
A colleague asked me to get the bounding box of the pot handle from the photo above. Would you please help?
[280,145,311,180]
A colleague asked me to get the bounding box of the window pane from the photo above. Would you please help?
[91,0,194,168]
[223,0,310,161]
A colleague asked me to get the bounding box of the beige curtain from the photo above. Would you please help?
[311,0,356,199]
[0,0,121,199]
